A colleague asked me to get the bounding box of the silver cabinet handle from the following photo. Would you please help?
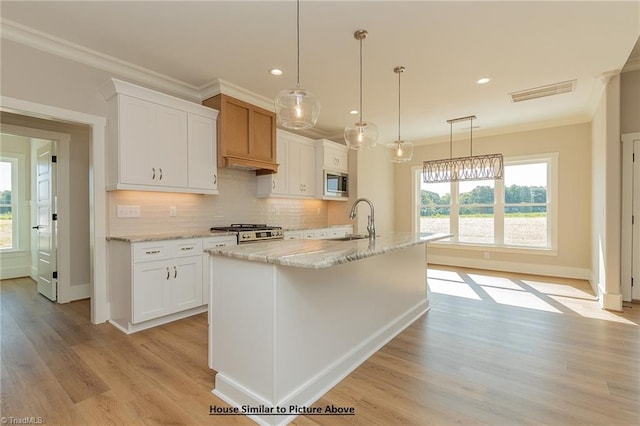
[152,168,156,180]
[272,180,276,190]
[159,168,163,180]
[180,246,194,251]
[166,267,170,280]
[145,249,160,255]
[213,173,217,184]
[173,266,177,279]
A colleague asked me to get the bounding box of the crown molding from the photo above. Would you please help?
[1,18,201,101]
[199,78,274,111]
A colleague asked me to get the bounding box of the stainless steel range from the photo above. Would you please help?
[210,224,284,243]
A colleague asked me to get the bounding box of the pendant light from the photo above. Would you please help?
[422,115,504,183]
[344,29,378,150]
[386,66,414,162]
[274,0,320,129]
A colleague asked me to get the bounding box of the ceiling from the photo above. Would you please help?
[2,1,639,145]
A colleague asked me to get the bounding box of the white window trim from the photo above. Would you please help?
[413,152,559,254]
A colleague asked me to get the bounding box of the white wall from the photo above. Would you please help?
[621,69,640,134]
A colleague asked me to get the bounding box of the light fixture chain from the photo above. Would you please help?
[470,116,473,156]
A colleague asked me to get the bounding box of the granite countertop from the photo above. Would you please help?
[107,230,237,243]
[206,232,451,269]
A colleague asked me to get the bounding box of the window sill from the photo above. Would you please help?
[0,249,28,257]
[430,240,557,256]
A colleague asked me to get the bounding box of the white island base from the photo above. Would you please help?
[209,241,430,425]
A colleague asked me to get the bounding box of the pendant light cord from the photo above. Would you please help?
[469,116,473,156]
[397,69,401,142]
[296,0,300,88]
[359,36,363,123]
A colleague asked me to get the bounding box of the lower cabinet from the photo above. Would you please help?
[132,255,203,323]
[108,235,235,333]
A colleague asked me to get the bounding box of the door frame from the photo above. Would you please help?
[1,96,108,324]
[621,132,640,302]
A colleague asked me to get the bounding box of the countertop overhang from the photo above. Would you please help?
[206,232,451,269]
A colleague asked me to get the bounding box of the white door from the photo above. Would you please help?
[633,140,640,300]
[35,142,57,301]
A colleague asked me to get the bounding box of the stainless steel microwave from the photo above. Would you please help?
[324,171,348,198]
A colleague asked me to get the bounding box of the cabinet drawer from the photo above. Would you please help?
[133,242,172,263]
[202,236,237,249]
[173,239,203,257]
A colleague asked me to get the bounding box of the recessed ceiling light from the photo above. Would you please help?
[269,68,283,76]
[477,77,491,85]
[349,109,358,115]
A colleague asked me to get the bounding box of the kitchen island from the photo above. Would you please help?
[206,232,449,425]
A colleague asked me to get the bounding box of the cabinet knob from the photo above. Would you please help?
[173,266,177,279]
[272,180,276,190]
[166,267,170,280]
[152,168,156,180]
[159,168,163,181]
[213,173,217,184]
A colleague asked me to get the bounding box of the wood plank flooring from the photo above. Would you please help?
[1,266,638,425]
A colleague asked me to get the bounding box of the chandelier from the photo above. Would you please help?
[423,115,503,183]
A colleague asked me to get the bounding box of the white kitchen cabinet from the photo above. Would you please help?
[316,139,349,173]
[285,225,353,240]
[188,113,218,191]
[257,130,316,198]
[102,78,219,194]
[108,237,209,333]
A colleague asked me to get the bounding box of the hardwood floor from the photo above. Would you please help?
[1,267,638,425]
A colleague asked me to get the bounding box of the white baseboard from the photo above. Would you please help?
[59,282,90,303]
[596,286,623,311]
[0,266,31,280]
[428,255,591,280]
[212,300,430,426]
[109,305,208,334]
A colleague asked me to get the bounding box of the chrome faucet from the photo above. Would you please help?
[349,198,376,241]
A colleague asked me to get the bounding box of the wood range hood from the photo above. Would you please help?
[202,93,278,175]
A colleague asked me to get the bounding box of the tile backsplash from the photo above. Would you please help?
[108,168,328,236]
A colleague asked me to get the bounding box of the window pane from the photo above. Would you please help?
[505,163,547,203]
[505,206,547,247]
[0,160,12,249]
[459,180,494,204]
[420,207,451,237]
[459,207,494,244]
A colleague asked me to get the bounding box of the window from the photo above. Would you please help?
[0,157,17,250]
[415,153,557,250]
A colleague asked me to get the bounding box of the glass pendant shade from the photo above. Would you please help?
[275,0,320,130]
[345,29,377,150]
[275,87,320,129]
[345,121,378,150]
[386,140,414,162]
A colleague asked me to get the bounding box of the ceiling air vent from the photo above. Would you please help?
[509,79,576,103]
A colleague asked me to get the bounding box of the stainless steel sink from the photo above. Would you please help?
[326,234,371,241]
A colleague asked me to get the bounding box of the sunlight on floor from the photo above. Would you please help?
[427,268,637,325]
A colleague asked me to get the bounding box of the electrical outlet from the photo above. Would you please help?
[169,206,177,217]
[117,205,141,218]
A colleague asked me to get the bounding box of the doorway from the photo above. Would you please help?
[0,120,87,305]
[622,132,640,302]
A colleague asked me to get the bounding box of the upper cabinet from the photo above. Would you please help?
[257,130,315,199]
[101,79,219,194]
[202,94,278,174]
[316,139,349,174]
